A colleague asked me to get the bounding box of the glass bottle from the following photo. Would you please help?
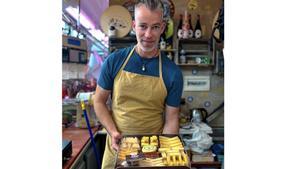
[188,14,193,38]
[194,14,202,38]
[182,11,190,39]
[177,14,183,39]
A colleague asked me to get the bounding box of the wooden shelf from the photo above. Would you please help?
[109,36,136,43]
[177,63,214,67]
[191,161,222,168]
[109,36,137,53]
[160,48,178,52]
[179,38,209,44]
[184,54,209,58]
[184,49,209,53]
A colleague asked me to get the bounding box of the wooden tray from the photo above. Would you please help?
[115,134,191,169]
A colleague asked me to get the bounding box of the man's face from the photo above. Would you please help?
[133,5,165,52]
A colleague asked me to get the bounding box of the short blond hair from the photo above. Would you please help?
[134,0,164,19]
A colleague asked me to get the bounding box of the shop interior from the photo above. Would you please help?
[62,0,224,169]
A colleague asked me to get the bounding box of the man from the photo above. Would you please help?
[93,0,183,168]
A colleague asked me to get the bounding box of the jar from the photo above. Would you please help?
[195,57,202,64]
[180,49,186,63]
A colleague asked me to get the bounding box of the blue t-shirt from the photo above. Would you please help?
[98,46,183,107]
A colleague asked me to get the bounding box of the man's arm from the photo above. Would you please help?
[162,105,179,134]
[93,85,121,151]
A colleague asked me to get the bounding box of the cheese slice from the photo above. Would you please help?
[142,145,157,153]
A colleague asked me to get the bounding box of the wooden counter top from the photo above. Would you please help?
[62,124,99,169]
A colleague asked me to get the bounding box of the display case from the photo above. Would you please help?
[62,35,88,64]
[176,39,213,67]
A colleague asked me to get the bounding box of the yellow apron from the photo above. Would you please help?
[101,46,167,169]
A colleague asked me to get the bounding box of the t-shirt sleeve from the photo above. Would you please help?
[97,47,132,90]
[165,70,183,107]
[97,55,114,90]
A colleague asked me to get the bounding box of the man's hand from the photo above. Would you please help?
[111,131,122,151]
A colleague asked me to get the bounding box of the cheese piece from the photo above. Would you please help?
[142,145,157,153]
[150,135,158,142]
[141,142,149,147]
[159,136,179,141]
[141,136,149,144]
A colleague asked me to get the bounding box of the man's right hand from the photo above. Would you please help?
[111,131,122,152]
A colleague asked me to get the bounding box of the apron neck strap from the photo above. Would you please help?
[120,46,136,71]
[158,51,162,78]
[121,45,162,78]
